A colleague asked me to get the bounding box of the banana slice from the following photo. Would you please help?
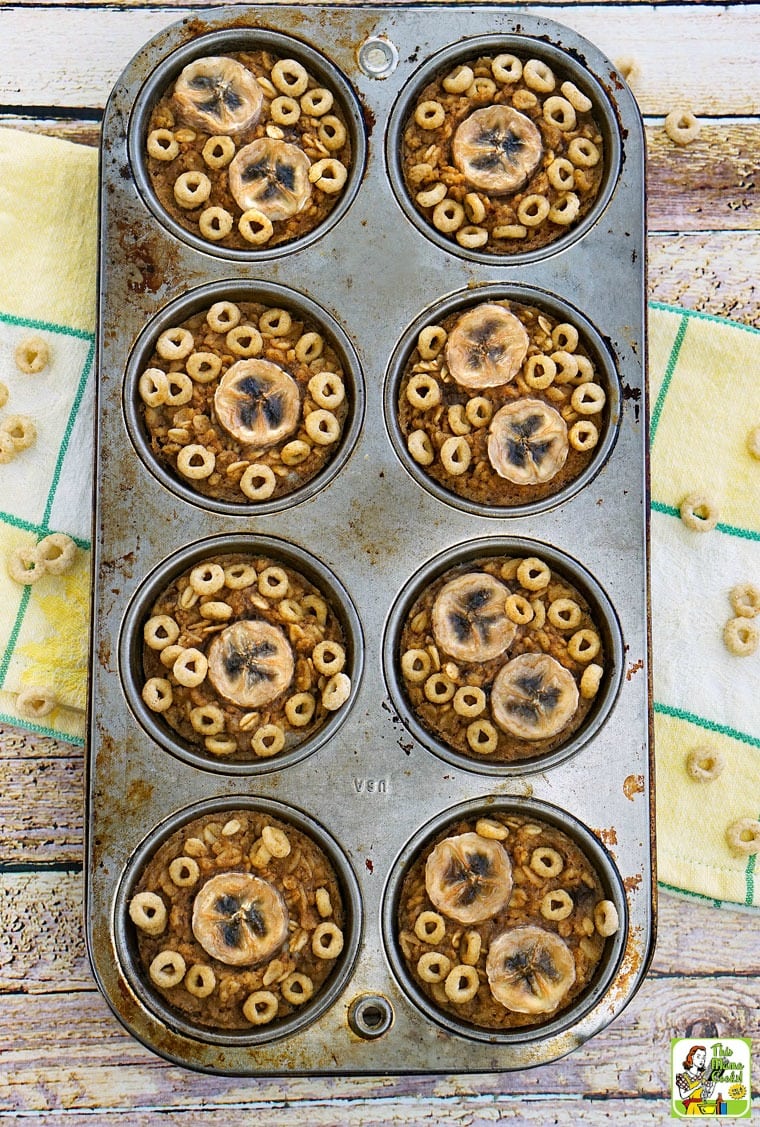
[487,399,569,485]
[228,139,312,221]
[173,57,264,135]
[207,619,294,708]
[214,359,300,448]
[192,872,289,966]
[486,925,576,1014]
[425,832,513,924]
[432,572,516,662]
[445,303,529,389]
[491,653,579,740]
[452,105,543,195]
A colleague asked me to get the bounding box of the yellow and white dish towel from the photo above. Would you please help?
[1,128,759,910]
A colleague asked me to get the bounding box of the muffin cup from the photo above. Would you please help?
[386,34,621,264]
[128,27,367,259]
[382,796,627,1044]
[383,536,623,775]
[123,280,365,515]
[119,534,364,775]
[114,795,363,1045]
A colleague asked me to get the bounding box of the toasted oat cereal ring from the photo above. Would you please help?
[300,86,333,116]
[173,170,211,210]
[142,677,172,712]
[147,128,179,161]
[416,182,447,209]
[725,817,760,856]
[207,301,241,333]
[465,397,492,428]
[149,950,186,988]
[476,817,508,841]
[190,562,225,595]
[466,718,498,754]
[568,137,600,168]
[401,648,431,683]
[281,440,311,467]
[559,79,592,113]
[567,628,601,663]
[271,94,301,126]
[540,888,573,920]
[168,856,201,888]
[189,704,225,736]
[685,744,725,782]
[240,463,277,500]
[305,409,340,446]
[569,420,599,452]
[186,351,222,384]
[571,382,606,415]
[408,429,434,466]
[258,566,289,599]
[184,964,216,998]
[579,662,604,699]
[516,557,551,591]
[322,671,351,711]
[308,157,347,195]
[417,951,452,983]
[418,324,447,359]
[312,921,344,960]
[201,134,235,169]
[552,323,580,352]
[444,964,480,1004]
[463,192,487,224]
[517,194,550,227]
[295,331,324,364]
[432,198,465,235]
[461,930,482,967]
[548,598,582,631]
[448,405,471,436]
[227,324,263,357]
[456,225,489,249]
[415,100,446,130]
[271,57,309,96]
[493,223,527,240]
[281,972,314,1005]
[313,639,345,676]
[284,691,316,729]
[453,685,487,719]
[730,583,760,618]
[406,373,441,411]
[679,493,719,533]
[35,532,77,575]
[315,887,333,918]
[15,336,50,374]
[138,368,169,407]
[573,356,595,385]
[315,114,347,151]
[594,899,619,937]
[198,600,232,621]
[243,990,278,1025]
[159,644,185,669]
[164,373,193,407]
[524,354,556,390]
[723,616,758,657]
[492,53,522,83]
[223,562,256,589]
[523,58,555,92]
[443,64,474,94]
[440,434,471,476]
[156,327,194,362]
[551,351,579,385]
[530,847,564,879]
[16,685,57,719]
[505,594,534,625]
[664,109,700,146]
[543,96,577,132]
[239,209,274,245]
[424,672,455,704]
[468,76,497,101]
[144,614,180,651]
[205,736,238,757]
[262,825,291,858]
[259,307,292,337]
[549,193,581,226]
[547,157,576,192]
[251,723,286,758]
[129,891,167,936]
[172,648,208,688]
[414,910,446,944]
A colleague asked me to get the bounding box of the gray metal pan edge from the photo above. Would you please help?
[87,3,653,1075]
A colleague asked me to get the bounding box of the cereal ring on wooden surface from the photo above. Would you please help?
[664,109,700,146]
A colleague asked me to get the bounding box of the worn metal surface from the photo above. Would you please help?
[88,3,652,1076]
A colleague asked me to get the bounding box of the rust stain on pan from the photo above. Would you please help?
[623,774,645,800]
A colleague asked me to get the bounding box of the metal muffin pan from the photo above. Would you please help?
[89,4,652,1075]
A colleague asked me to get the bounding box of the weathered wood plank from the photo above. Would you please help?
[648,232,759,326]
[0,721,83,760]
[0,6,759,116]
[0,975,757,1111]
[0,756,82,863]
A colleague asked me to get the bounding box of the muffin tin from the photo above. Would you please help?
[88,4,652,1074]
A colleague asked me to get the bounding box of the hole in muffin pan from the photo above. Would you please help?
[128,28,367,258]
[123,280,365,516]
[383,537,623,776]
[119,534,364,775]
[384,283,620,518]
[382,796,627,1044]
[348,993,395,1039]
[386,34,621,264]
[114,796,363,1046]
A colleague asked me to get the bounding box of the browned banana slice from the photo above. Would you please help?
[207,619,294,708]
[425,832,513,924]
[192,872,289,966]
[486,925,576,1014]
[445,303,529,389]
[214,359,300,448]
[173,57,263,135]
[452,105,543,195]
[491,652,579,740]
[487,399,569,485]
[228,139,312,221]
[432,572,516,662]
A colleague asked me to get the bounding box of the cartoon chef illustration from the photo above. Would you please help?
[675,1044,719,1115]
